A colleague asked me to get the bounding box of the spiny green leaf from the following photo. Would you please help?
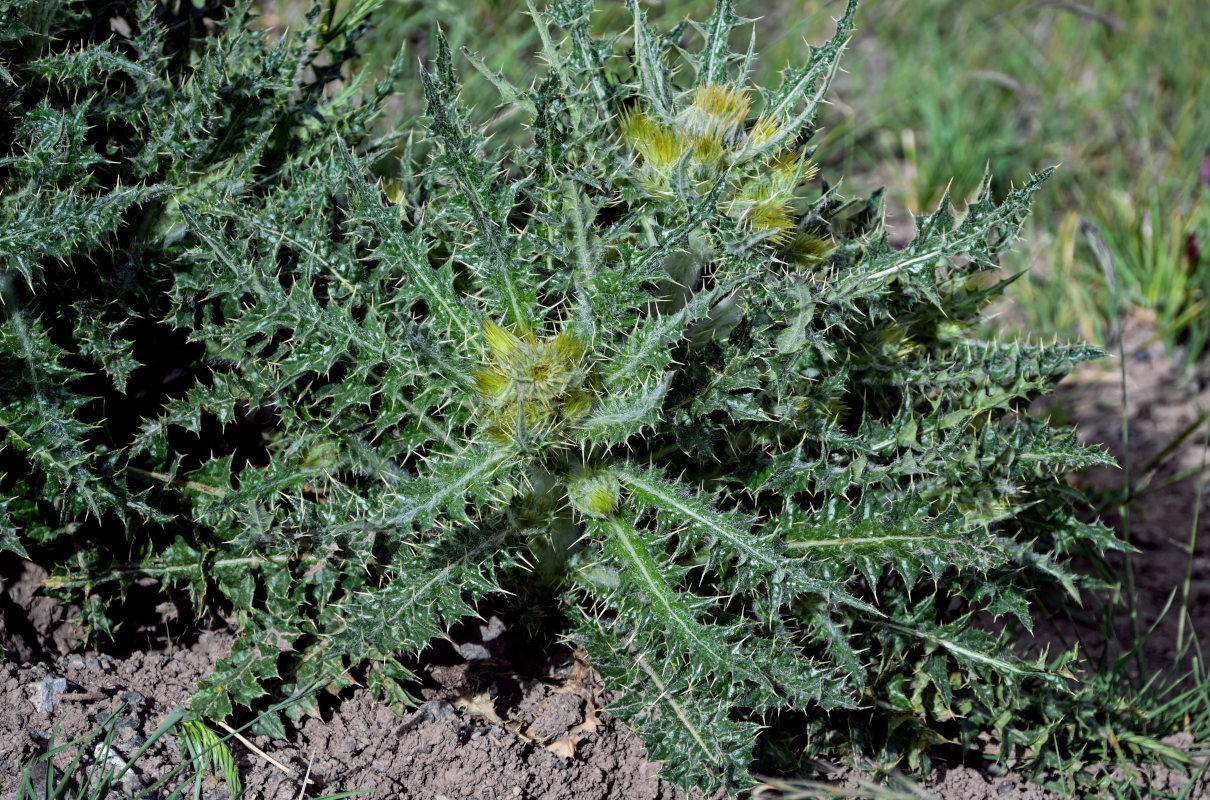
[755,0,857,153]
[627,0,675,119]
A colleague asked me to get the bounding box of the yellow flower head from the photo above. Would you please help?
[472,321,593,446]
[620,107,688,172]
[744,115,783,151]
[474,321,586,407]
[680,84,751,151]
[618,84,824,252]
[727,152,819,244]
[780,229,834,268]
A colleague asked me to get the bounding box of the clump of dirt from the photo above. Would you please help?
[812,762,1070,800]
[0,560,82,664]
[236,618,706,800]
[785,750,1210,800]
[917,758,1209,800]
[245,689,688,800]
[5,582,1202,800]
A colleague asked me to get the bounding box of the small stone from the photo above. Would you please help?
[454,642,492,661]
[25,677,67,713]
[94,742,144,796]
[25,761,55,799]
[479,616,506,642]
[420,700,456,722]
[120,690,147,710]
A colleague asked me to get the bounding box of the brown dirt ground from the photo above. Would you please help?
[0,558,717,800]
[2,320,1208,800]
[1028,312,1210,675]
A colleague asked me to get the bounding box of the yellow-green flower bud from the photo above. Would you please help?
[567,472,621,519]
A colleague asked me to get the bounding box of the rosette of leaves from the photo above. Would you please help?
[2,0,1125,794]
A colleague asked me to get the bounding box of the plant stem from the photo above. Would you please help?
[1176,415,1208,654]
[1084,220,1144,679]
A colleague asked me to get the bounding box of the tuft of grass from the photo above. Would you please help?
[1080,185,1210,367]
[177,719,242,799]
[1032,269,1210,798]
[16,707,194,800]
[822,0,1210,368]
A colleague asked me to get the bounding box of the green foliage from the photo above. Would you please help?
[339,0,1210,367]
[1,0,1126,794]
[1081,185,1210,365]
[177,720,241,798]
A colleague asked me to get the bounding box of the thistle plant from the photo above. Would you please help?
[1,0,1129,794]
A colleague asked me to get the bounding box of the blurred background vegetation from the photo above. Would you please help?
[269,0,1210,370]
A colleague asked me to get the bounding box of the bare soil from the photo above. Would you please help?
[0,559,712,800]
[1029,312,1210,674]
[2,318,1208,800]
